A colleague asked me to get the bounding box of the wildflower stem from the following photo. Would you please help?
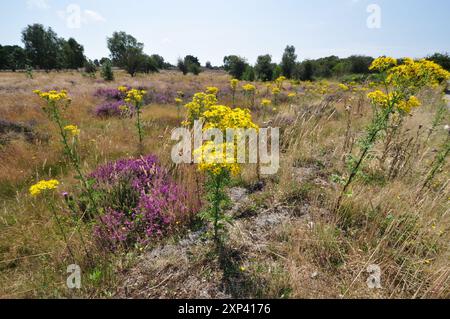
[51,105,100,217]
[49,199,76,262]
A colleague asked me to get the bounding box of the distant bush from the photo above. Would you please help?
[242,65,255,81]
[84,59,97,76]
[100,60,114,81]
[94,100,127,118]
[178,55,201,75]
[94,87,127,100]
[223,55,248,80]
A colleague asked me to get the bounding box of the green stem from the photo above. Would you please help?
[213,174,221,244]
[51,105,100,217]
[49,199,76,262]
[136,104,143,145]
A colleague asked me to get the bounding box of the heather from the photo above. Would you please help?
[90,155,189,249]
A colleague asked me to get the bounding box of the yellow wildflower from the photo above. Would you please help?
[29,180,59,197]
[369,57,398,72]
[367,90,391,107]
[34,89,69,103]
[119,105,129,112]
[194,142,241,176]
[242,84,256,92]
[230,79,239,90]
[397,96,421,114]
[184,92,218,127]
[64,125,80,137]
[206,87,219,95]
[261,99,271,107]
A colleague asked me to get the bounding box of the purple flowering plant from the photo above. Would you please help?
[89,155,189,249]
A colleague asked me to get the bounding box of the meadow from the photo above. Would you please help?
[0,62,449,299]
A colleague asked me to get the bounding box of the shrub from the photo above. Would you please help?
[94,87,126,101]
[90,155,190,249]
[101,60,114,81]
[94,100,128,118]
[84,59,97,75]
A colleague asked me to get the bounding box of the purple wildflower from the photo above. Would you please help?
[90,155,189,249]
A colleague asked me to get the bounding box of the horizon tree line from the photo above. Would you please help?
[1,24,449,81]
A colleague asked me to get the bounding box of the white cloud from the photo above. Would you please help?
[57,6,106,29]
[26,0,50,10]
[83,10,106,23]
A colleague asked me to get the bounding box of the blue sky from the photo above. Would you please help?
[0,0,449,65]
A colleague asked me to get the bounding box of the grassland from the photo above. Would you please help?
[0,70,448,298]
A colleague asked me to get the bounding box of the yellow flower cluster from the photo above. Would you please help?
[338,83,350,91]
[230,79,239,90]
[272,87,281,95]
[206,87,219,95]
[184,92,218,127]
[29,180,59,197]
[261,99,271,107]
[397,96,421,113]
[118,86,127,92]
[369,57,398,72]
[387,58,450,90]
[288,92,297,98]
[123,88,147,105]
[194,142,241,176]
[367,90,393,107]
[33,89,69,103]
[184,88,258,175]
[119,105,129,112]
[203,105,258,132]
[275,76,286,88]
[367,56,449,114]
[64,125,80,137]
[242,84,256,92]
[175,98,183,104]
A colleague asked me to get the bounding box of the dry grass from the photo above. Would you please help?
[0,70,448,299]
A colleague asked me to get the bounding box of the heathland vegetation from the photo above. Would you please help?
[1,24,449,299]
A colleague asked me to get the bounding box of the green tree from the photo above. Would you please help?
[295,60,314,81]
[0,45,27,71]
[177,58,188,75]
[281,45,297,79]
[141,54,159,73]
[178,55,201,75]
[254,54,275,81]
[62,38,85,69]
[22,24,62,70]
[107,31,146,77]
[223,55,248,80]
[346,55,373,74]
[150,54,166,69]
[242,65,255,81]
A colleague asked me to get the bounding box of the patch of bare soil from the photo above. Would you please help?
[115,185,313,299]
